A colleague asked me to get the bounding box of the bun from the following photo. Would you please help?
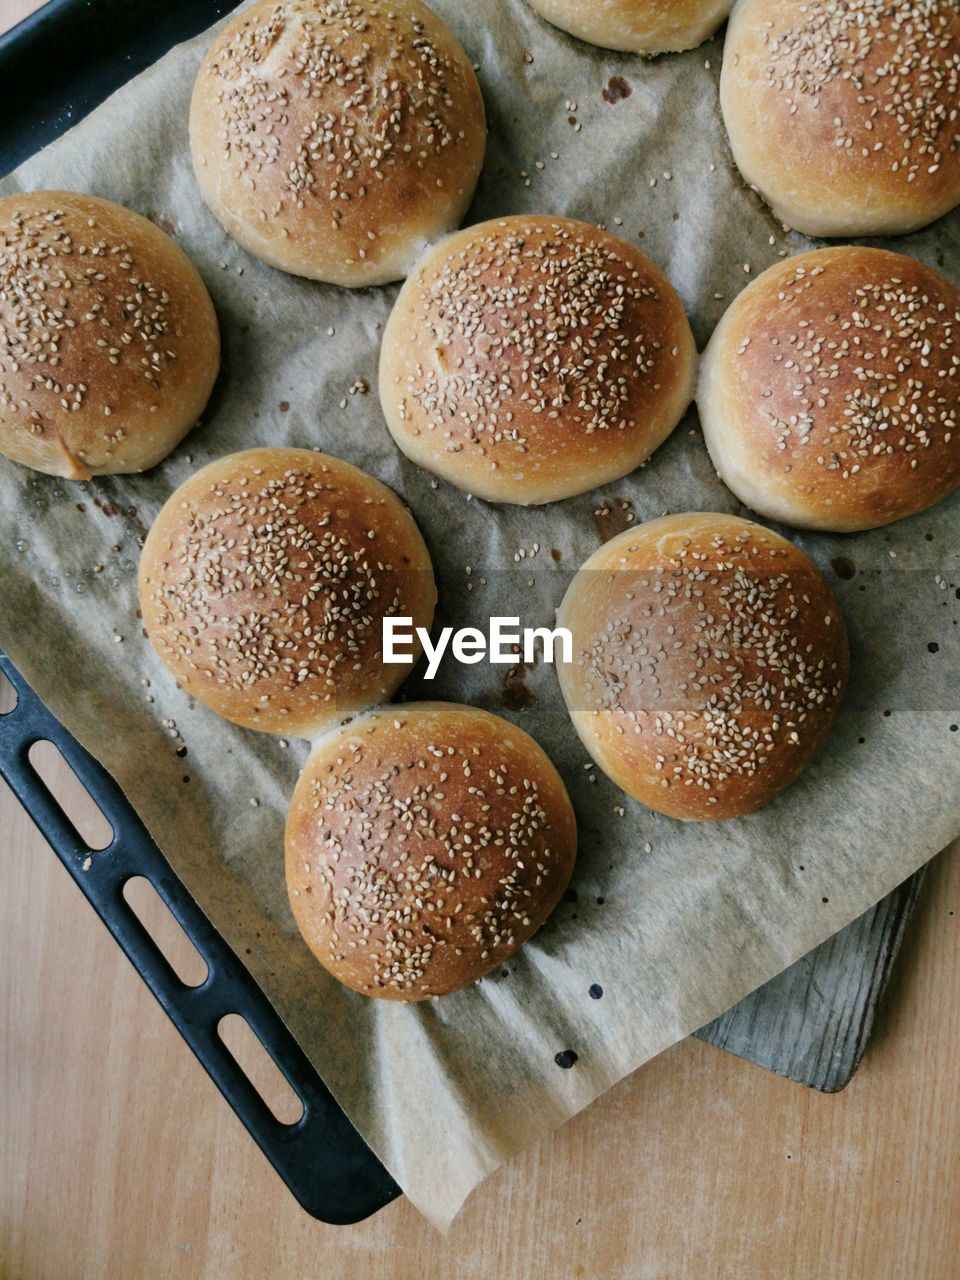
[720,0,960,237]
[139,447,436,737]
[379,215,697,505]
[285,702,577,999]
[557,513,848,821]
[0,191,219,480]
[697,246,960,532]
[525,0,733,54]
[189,0,486,287]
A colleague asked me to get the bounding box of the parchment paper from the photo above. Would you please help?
[1,0,958,1231]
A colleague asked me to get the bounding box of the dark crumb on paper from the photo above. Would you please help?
[928,642,940,653]
[596,896,605,905]
[593,499,634,542]
[883,709,892,717]
[279,400,290,413]
[502,662,536,712]
[555,1049,578,1069]
[950,725,958,733]
[75,502,86,513]
[798,865,805,872]
[603,76,632,104]
[822,897,830,904]
[551,547,563,563]
[588,983,603,1000]
[831,556,856,581]
[858,736,866,744]
[176,745,188,758]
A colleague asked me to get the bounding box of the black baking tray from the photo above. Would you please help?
[0,0,927,1227]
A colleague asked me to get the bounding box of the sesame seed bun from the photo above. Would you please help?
[557,513,849,821]
[525,0,733,54]
[285,702,577,999]
[139,447,437,738]
[697,247,960,533]
[378,215,697,505]
[189,0,486,287]
[0,191,219,481]
[720,0,960,237]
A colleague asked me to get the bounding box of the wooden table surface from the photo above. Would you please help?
[1,3,959,1277]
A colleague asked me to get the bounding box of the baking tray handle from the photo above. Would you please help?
[0,649,400,1225]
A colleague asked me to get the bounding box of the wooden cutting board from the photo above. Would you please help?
[697,870,926,1090]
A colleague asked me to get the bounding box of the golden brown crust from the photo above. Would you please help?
[285,702,577,999]
[139,447,437,738]
[721,0,960,237]
[557,514,849,821]
[0,191,219,480]
[526,0,733,53]
[189,0,486,287]
[379,216,697,505]
[698,247,960,533]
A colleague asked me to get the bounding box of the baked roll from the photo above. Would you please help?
[558,513,849,820]
[0,191,218,480]
[720,0,960,237]
[286,702,577,998]
[190,0,486,286]
[380,215,697,504]
[698,246,960,532]
[139,447,437,736]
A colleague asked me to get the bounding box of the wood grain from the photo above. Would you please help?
[2,745,958,1280]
